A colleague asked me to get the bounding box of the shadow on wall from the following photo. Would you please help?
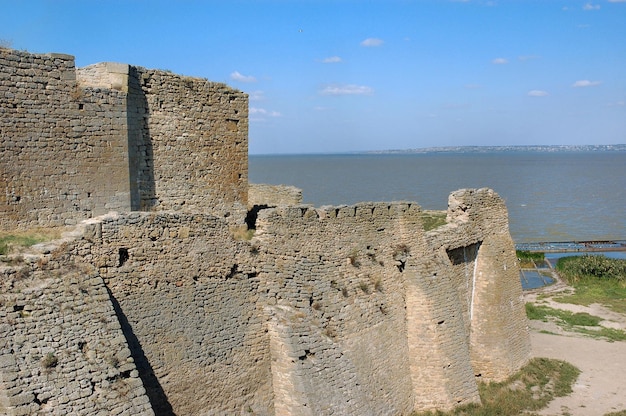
[127,66,157,211]
[106,287,174,416]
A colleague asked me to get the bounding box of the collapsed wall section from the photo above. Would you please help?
[0,50,132,229]
[72,212,273,415]
[0,251,153,415]
[427,188,531,382]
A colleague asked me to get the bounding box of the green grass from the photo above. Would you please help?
[525,303,626,342]
[516,250,545,268]
[412,358,580,416]
[525,303,601,326]
[421,210,447,231]
[554,255,626,314]
[0,229,60,256]
[516,250,545,262]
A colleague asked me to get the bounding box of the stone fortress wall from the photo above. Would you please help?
[1,48,531,415]
[1,49,248,230]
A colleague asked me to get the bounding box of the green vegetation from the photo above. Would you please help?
[41,352,58,369]
[525,303,626,342]
[557,255,626,282]
[525,303,600,326]
[0,229,59,256]
[421,210,447,231]
[554,255,626,314]
[516,250,545,268]
[412,358,580,416]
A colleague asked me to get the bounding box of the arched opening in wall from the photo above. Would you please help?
[245,204,269,230]
[118,248,129,267]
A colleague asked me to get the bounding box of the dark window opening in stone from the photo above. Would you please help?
[118,248,129,267]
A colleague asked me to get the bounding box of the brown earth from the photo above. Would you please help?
[524,279,626,416]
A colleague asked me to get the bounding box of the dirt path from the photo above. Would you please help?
[525,282,626,416]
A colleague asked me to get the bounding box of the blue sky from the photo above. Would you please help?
[2,0,625,154]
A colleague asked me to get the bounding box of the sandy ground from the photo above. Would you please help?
[524,281,626,416]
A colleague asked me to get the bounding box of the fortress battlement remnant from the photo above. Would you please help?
[1,49,531,416]
[1,49,248,230]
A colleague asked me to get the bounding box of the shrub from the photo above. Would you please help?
[516,250,545,262]
[557,255,626,283]
[41,352,58,368]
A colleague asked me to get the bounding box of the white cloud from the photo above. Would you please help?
[249,107,281,117]
[247,90,265,101]
[360,38,384,47]
[608,101,625,106]
[319,84,373,96]
[528,90,549,97]
[572,80,602,87]
[230,71,257,83]
[583,3,600,10]
[492,58,508,64]
[322,56,342,63]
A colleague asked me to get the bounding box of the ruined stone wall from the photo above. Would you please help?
[1,188,530,416]
[0,50,131,229]
[1,50,249,230]
[249,188,530,414]
[248,183,303,208]
[253,202,485,414]
[0,248,153,415]
[426,188,532,382]
[71,212,273,415]
[135,68,249,217]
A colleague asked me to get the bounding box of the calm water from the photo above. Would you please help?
[249,151,626,243]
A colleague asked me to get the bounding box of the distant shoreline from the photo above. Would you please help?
[365,144,626,155]
[250,144,626,156]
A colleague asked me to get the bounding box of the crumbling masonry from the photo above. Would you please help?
[1,49,531,415]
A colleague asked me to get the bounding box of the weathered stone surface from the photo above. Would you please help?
[1,49,248,230]
[248,183,303,208]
